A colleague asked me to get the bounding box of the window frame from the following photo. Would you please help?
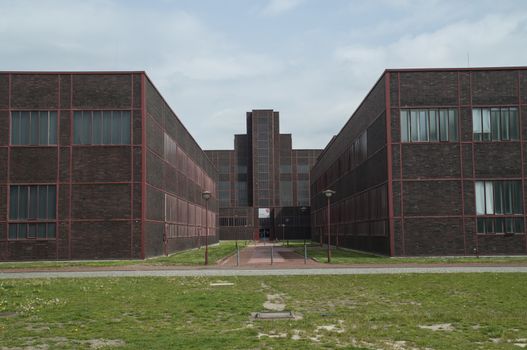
[474,180,524,235]
[10,111,58,146]
[401,108,458,143]
[8,184,57,240]
[73,110,131,145]
[472,107,519,142]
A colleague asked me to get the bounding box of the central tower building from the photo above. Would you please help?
[206,109,321,241]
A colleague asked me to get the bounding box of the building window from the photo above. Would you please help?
[473,107,519,141]
[9,185,56,240]
[475,181,523,234]
[73,111,130,145]
[401,109,458,143]
[297,164,310,174]
[280,180,293,206]
[11,111,57,145]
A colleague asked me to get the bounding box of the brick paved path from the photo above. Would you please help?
[219,242,321,267]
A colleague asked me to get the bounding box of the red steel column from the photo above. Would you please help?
[385,72,396,256]
[517,71,527,253]
[141,74,147,259]
[458,71,467,255]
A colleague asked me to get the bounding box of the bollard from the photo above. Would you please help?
[304,243,307,264]
[271,245,274,265]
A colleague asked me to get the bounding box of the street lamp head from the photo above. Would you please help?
[201,191,211,201]
[300,206,307,213]
[322,189,336,198]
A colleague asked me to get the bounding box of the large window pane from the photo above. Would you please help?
[484,181,494,214]
[510,108,519,140]
[9,186,18,219]
[49,112,57,144]
[490,108,501,141]
[29,186,38,219]
[47,223,56,238]
[472,109,482,141]
[82,111,92,144]
[501,108,510,141]
[503,181,512,214]
[111,112,121,144]
[494,181,503,215]
[8,224,17,239]
[418,110,428,141]
[410,110,419,142]
[482,109,491,141]
[11,112,20,144]
[30,111,39,144]
[19,186,28,219]
[400,110,409,142]
[448,110,458,141]
[121,111,131,144]
[475,181,485,215]
[37,223,47,238]
[38,186,47,219]
[92,111,102,144]
[512,180,523,214]
[439,110,448,141]
[39,112,48,145]
[103,112,112,144]
[74,111,83,144]
[47,186,56,219]
[429,110,438,141]
[20,112,30,144]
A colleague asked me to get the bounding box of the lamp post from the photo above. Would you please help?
[202,191,211,265]
[300,206,308,264]
[280,223,285,245]
[322,189,336,263]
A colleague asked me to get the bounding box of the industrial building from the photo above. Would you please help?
[206,110,321,241]
[0,72,218,261]
[311,67,527,256]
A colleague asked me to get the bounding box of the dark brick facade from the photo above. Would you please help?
[0,72,218,261]
[311,67,527,256]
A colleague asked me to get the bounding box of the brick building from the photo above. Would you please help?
[311,67,527,256]
[206,110,321,241]
[0,72,218,261]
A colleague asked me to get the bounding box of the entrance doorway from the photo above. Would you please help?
[259,228,270,240]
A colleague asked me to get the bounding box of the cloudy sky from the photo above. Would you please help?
[1,0,526,149]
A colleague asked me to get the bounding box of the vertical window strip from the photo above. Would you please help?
[472,107,519,141]
[11,111,57,145]
[401,109,457,143]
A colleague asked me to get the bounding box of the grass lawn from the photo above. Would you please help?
[295,244,527,265]
[0,241,248,270]
[1,274,526,349]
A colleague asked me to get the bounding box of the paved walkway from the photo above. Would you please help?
[1,266,527,279]
[2,243,527,279]
[219,242,320,268]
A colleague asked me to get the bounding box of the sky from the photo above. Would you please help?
[1,0,526,150]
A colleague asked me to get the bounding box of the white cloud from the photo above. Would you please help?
[261,0,305,16]
[1,1,526,151]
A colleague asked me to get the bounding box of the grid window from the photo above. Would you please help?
[475,180,523,234]
[11,111,57,145]
[401,109,457,143]
[73,111,130,145]
[9,185,56,240]
[473,107,519,141]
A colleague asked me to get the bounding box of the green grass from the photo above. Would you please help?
[296,245,527,265]
[0,241,248,270]
[1,274,526,349]
[145,240,248,266]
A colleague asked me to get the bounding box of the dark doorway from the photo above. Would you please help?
[259,228,270,240]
